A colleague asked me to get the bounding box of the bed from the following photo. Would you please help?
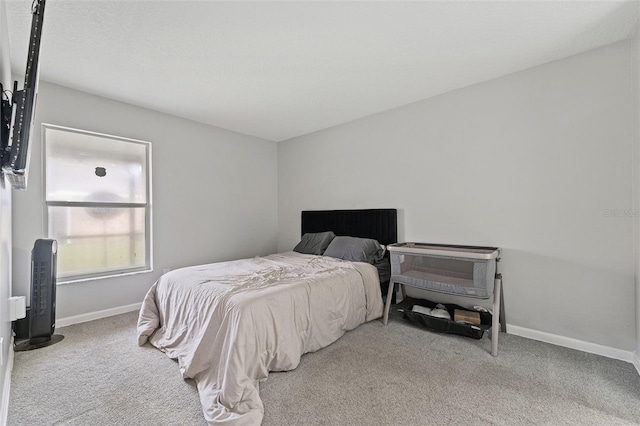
[137,209,397,425]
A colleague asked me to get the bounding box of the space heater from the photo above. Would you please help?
[14,239,64,352]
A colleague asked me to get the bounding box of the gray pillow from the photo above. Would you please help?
[293,231,336,255]
[323,236,385,264]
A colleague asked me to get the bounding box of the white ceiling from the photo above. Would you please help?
[5,1,640,142]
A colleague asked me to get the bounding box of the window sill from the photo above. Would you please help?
[57,268,153,285]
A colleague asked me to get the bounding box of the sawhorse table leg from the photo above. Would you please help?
[491,273,503,356]
[383,278,394,325]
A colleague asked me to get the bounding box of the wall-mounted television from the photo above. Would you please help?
[1,0,46,190]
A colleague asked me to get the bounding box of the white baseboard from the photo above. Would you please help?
[56,302,142,328]
[633,352,640,376]
[507,325,636,365]
[1,337,14,426]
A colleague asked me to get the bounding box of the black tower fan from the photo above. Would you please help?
[15,239,64,351]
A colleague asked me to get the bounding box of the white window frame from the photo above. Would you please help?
[42,123,153,284]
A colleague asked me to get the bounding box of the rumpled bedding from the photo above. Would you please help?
[137,251,383,425]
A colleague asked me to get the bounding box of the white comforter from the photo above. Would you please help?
[137,252,383,425]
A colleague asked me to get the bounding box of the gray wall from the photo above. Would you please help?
[12,82,279,319]
[278,40,635,351]
[633,28,640,359]
[0,0,12,412]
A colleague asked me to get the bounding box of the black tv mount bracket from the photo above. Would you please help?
[0,82,12,169]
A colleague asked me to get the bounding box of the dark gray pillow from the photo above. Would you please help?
[293,231,336,255]
[323,236,385,264]
[374,258,391,284]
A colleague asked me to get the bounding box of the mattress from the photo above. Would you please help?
[137,251,383,425]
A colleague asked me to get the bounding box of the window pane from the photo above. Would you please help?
[45,127,148,203]
[48,206,146,277]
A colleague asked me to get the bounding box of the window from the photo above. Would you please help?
[44,124,152,282]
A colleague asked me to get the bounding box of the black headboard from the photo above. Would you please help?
[301,209,397,246]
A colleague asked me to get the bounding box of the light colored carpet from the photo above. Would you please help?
[8,309,640,425]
